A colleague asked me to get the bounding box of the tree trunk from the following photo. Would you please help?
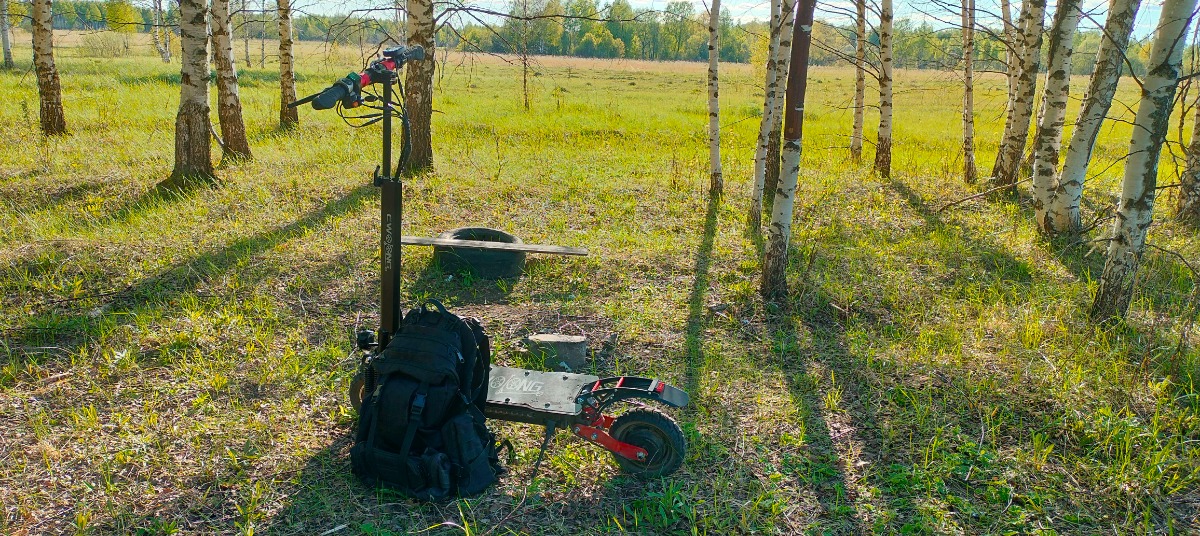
[750,0,786,230]
[1053,0,1140,234]
[1030,0,1082,232]
[764,0,795,210]
[706,0,722,197]
[151,0,172,62]
[404,0,435,174]
[1091,0,1195,321]
[873,0,893,178]
[1000,0,1017,105]
[32,0,66,135]
[998,0,1017,151]
[762,0,815,302]
[260,0,266,68]
[1180,92,1200,222]
[850,0,865,162]
[241,0,250,67]
[164,0,173,61]
[991,0,1046,185]
[765,123,781,207]
[211,0,251,161]
[277,0,297,127]
[961,0,976,183]
[166,0,214,183]
[2,0,15,69]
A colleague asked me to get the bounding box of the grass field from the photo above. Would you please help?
[1,31,1199,535]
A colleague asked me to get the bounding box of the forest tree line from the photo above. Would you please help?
[0,0,1170,74]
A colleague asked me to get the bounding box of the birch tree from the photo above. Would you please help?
[277,0,298,128]
[1091,0,1196,321]
[211,0,252,161]
[1030,0,1082,231]
[150,0,171,62]
[241,0,250,66]
[706,0,722,196]
[850,0,866,162]
[873,0,893,179]
[166,0,214,183]
[405,0,436,173]
[991,0,1046,185]
[763,0,795,209]
[762,0,815,301]
[260,0,266,67]
[1,0,14,70]
[32,0,66,135]
[1000,0,1016,106]
[961,0,976,183]
[1051,0,1141,234]
[750,0,795,230]
[1180,98,1200,222]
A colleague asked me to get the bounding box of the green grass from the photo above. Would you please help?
[1,36,1199,535]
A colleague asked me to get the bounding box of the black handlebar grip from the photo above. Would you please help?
[311,83,349,110]
[408,45,425,61]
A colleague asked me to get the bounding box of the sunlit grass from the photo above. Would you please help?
[0,32,1198,534]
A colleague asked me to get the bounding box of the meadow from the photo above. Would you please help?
[1,31,1198,534]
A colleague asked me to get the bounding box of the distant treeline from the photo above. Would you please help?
[1,0,1161,74]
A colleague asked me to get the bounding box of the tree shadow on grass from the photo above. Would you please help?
[776,299,876,533]
[683,195,720,399]
[407,256,520,308]
[3,184,377,366]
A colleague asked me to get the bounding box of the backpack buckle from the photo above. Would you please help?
[410,393,427,418]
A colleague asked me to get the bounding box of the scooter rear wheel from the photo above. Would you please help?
[349,371,367,412]
[609,409,686,478]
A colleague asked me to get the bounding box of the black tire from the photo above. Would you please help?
[432,227,526,279]
[609,409,686,478]
[349,371,367,412]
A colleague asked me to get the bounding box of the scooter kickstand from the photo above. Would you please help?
[527,419,557,479]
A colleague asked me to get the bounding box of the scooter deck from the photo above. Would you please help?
[484,366,598,425]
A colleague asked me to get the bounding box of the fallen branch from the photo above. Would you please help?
[936,178,1032,213]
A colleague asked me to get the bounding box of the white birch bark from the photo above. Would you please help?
[1180,90,1200,222]
[164,0,173,61]
[763,0,795,203]
[151,0,172,62]
[405,0,435,172]
[1000,0,1017,105]
[166,0,213,183]
[961,0,976,183]
[277,0,297,127]
[241,0,250,67]
[259,0,266,67]
[873,0,893,178]
[32,0,66,135]
[749,0,783,230]
[850,0,866,161]
[1030,0,1082,231]
[211,0,251,160]
[1053,0,1141,234]
[1091,0,1196,320]
[707,0,722,196]
[2,0,14,69]
[991,0,1046,185]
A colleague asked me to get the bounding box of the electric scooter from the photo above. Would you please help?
[291,47,689,478]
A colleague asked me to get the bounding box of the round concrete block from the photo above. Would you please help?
[526,333,588,371]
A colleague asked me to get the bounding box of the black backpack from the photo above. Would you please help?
[349,300,501,499]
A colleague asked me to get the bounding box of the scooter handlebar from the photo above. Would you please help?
[288,45,425,110]
[311,74,360,110]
